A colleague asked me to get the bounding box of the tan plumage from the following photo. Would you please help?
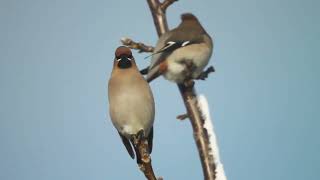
[108,46,155,162]
[146,13,213,83]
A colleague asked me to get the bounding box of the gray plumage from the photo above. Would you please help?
[147,13,213,83]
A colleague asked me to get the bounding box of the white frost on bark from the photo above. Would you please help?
[197,94,227,180]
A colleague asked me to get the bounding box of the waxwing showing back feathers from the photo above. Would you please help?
[146,13,213,83]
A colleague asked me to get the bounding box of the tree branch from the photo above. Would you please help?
[121,37,154,53]
[135,138,159,180]
[146,0,169,36]
[178,84,216,180]
[145,0,217,179]
[160,0,178,11]
[176,113,188,120]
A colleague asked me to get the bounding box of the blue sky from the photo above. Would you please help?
[0,0,319,179]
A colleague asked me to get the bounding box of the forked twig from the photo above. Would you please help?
[160,0,178,11]
[121,37,154,53]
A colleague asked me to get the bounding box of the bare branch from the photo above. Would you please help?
[146,0,169,36]
[178,84,216,180]
[135,137,159,180]
[145,0,217,179]
[121,37,154,53]
[160,0,178,11]
[177,113,189,120]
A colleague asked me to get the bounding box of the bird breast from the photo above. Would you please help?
[108,73,155,138]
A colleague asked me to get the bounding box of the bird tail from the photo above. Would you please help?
[131,140,143,164]
[118,132,135,159]
[140,66,149,75]
[146,66,161,83]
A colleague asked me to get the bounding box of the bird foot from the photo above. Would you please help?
[183,79,195,88]
[137,129,146,140]
[130,135,139,147]
[196,66,215,80]
[130,130,145,147]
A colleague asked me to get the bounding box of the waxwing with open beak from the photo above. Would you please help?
[143,13,213,83]
[108,46,155,163]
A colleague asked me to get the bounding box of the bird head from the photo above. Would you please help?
[179,13,206,34]
[181,13,198,21]
[114,46,135,69]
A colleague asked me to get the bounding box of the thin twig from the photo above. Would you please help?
[145,0,216,179]
[160,0,178,11]
[136,138,158,180]
[121,37,154,53]
[177,113,189,120]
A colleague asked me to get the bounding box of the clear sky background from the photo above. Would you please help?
[0,0,319,180]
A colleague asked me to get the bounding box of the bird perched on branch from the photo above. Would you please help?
[108,46,155,164]
[142,13,213,84]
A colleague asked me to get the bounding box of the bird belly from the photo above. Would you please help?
[163,61,186,83]
[109,87,154,138]
[164,43,212,83]
[112,113,151,138]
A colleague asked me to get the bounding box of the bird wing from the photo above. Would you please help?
[118,131,135,159]
[148,28,204,70]
[147,127,153,154]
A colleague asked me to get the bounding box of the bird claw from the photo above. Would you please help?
[197,66,215,80]
[130,134,139,146]
[137,129,146,140]
[183,79,195,87]
[140,67,149,75]
[130,130,146,147]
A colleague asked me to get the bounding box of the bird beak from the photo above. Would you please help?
[117,56,132,69]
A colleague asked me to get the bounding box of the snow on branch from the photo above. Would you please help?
[197,95,227,180]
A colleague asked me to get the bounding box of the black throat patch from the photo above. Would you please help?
[117,57,132,69]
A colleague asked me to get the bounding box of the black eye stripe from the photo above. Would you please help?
[117,56,133,62]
